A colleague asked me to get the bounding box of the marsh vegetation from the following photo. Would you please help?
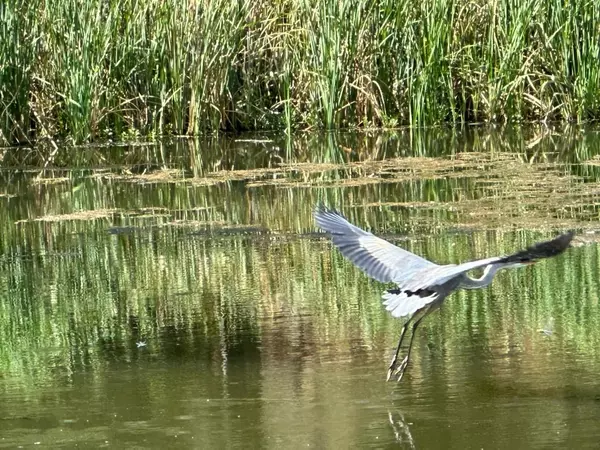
[2,0,600,145]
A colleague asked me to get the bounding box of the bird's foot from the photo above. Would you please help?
[386,366,394,382]
[393,356,409,382]
[386,358,399,382]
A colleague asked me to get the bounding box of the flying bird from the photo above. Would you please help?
[314,205,574,382]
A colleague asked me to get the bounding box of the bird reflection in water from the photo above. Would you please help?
[388,411,416,449]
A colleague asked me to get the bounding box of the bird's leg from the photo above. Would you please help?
[386,320,411,381]
[394,315,426,382]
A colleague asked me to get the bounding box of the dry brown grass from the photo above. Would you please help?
[29,209,117,222]
[19,151,597,231]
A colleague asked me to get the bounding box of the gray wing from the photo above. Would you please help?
[314,205,436,283]
[383,231,574,317]
[497,231,575,264]
[402,231,575,292]
[401,257,502,292]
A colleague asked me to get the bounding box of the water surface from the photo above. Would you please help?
[1,127,600,448]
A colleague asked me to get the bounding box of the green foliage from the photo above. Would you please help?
[0,0,600,144]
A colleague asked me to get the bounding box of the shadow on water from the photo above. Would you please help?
[2,126,600,447]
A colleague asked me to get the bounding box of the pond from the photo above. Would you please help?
[1,126,600,448]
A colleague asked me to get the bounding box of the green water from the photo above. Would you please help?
[2,127,600,448]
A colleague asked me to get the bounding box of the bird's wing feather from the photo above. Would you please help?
[401,257,502,292]
[497,231,575,264]
[314,205,436,283]
[402,231,575,292]
[382,289,439,318]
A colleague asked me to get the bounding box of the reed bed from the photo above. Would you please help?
[1,0,599,145]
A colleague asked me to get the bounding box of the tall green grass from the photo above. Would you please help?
[1,0,599,145]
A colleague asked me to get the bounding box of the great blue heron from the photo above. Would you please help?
[314,205,574,382]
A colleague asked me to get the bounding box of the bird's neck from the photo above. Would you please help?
[461,264,501,289]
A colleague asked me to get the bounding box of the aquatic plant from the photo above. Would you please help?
[1,0,599,144]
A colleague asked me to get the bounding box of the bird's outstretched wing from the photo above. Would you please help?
[401,231,575,293]
[314,205,436,283]
[498,231,575,264]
